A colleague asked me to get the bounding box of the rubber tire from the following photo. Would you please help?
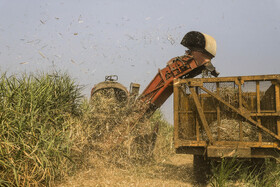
[193,155,210,184]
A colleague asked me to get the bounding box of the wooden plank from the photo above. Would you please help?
[178,111,280,116]
[238,82,243,141]
[176,139,278,148]
[251,113,280,117]
[177,146,280,158]
[207,146,251,158]
[275,83,280,136]
[256,81,262,142]
[256,81,261,113]
[181,85,196,140]
[196,111,200,141]
[195,87,200,141]
[190,87,214,143]
[216,82,221,141]
[173,79,180,147]
[179,74,280,84]
[199,86,280,141]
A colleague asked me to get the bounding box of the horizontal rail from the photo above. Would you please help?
[175,140,279,149]
[178,111,280,116]
[178,74,280,84]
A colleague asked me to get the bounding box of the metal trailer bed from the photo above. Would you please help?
[174,74,280,159]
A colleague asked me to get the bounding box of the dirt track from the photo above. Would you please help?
[57,154,200,187]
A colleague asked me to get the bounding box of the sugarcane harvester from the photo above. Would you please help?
[91,31,219,119]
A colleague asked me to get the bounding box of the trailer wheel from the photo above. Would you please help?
[193,155,210,184]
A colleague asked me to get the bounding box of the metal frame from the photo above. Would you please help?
[174,74,280,158]
[139,50,216,110]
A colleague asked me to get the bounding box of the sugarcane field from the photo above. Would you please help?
[1,1,280,187]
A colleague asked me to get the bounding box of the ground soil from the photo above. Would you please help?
[57,154,208,187]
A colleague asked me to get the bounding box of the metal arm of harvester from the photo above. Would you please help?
[90,31,220,148]
[91,31,219,119]
[136,31,219,117]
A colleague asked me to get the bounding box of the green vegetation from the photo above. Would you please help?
[0,71,174,186]
[0,72,82,186]
[210,157,242,186]
[209,158,280,186]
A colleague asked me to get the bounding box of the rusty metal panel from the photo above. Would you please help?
[177,84,196,141]
[207,146,251,158]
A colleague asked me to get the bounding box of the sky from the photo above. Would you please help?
[0,0,280,123]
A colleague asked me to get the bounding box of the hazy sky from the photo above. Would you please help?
[0,0,280,123]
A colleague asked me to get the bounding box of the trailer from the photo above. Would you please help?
[173,74,280,181]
